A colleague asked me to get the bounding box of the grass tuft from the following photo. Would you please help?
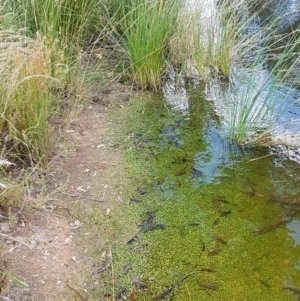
[101,0,182,91]
[127,0,182,90]
[0,33,53,166]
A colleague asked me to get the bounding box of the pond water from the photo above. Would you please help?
[253,0,300,33]
[180,0,300,160]
[111,1,300,300]
[115,87,300,300]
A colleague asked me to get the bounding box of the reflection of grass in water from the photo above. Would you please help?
[224,45,300,146]
[182,0,300,146]
[111,94,300,301]
[221,2,300,145]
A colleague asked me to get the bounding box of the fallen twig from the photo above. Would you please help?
[66,283,87,301]
[254,207,300,235]
[60,191,104,203]
[283,285,300,297]
[155,287,172,300]
[109,248,115,301]
[0,232,32,249]
[198,281,217,291]
[254,215,292,234]
[101,185,108,202]
[165,270,203,300]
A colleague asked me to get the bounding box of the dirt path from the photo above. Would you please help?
[1,82,132,300]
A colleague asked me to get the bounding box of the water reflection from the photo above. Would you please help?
[122,82,300,301]
[179,0,300,160]
[295,259,300,271]
[162,66,189,113]
[254,0,300,33]
[193,123,242,184]
[287,219,300,246]
[269,159,300,197]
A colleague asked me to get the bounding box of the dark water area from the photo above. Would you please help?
[251,0,300,34]
[116,87,300,300]
[248,0,300,72]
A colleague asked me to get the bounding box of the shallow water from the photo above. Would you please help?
[115,88,300,301]
[253,0,300,33]
[180,0,300,159]
[111,1,300,299]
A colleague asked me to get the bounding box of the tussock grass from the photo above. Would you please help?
[224,70,282,144]
[101,0,182,91]
[3,0,99,52]
[169,0,259,81]
[232,6,300,144]
[0,0,101,166]
[126,0,182,90]
[0,33,54,166]
[2,0,101,102]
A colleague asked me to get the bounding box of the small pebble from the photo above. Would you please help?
[0,223,10,233]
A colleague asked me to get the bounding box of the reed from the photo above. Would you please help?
[223,22,300,145]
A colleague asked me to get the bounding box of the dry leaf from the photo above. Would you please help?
[77,186,87,192]
[64,236,73,245]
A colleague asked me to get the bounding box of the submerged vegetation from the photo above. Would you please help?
[110,90,300,301]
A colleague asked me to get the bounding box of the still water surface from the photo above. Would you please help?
[113,1,300,300]
[116,88,300,300]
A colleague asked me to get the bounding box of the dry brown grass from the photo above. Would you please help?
[0,33,57,166]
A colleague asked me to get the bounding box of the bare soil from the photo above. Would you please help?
[0,79,133,300]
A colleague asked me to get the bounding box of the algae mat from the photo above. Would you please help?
[111,88,300,301]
